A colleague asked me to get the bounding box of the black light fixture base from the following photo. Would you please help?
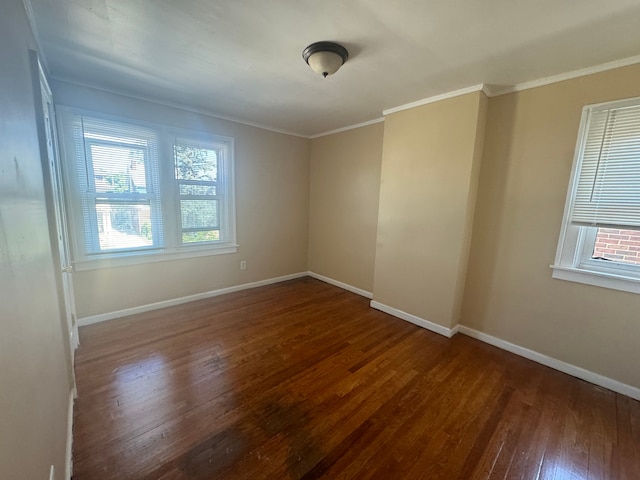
[302,41,349,66]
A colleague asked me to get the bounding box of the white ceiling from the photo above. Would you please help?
[28,0,640,137]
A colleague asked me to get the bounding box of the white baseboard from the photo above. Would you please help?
[458,325,640,401]
[307,272,373,299]
[75,272,640,401]
[65,388,74,479]
[369,301,457,338]
[77,272,308,326]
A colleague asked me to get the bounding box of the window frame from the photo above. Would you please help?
[552,97,640,294]
[57,107,237,271]
[172,135,231,246]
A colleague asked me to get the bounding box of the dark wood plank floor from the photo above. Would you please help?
[72,277,640,479]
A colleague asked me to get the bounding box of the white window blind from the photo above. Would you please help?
[70,115,163,254]
[570,102,640,229]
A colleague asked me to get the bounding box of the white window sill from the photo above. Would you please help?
[551,264,640,295]
[73,243,239,271]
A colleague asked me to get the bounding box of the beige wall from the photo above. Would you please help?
[311,68,640,390]
[372,92,487,329]
[308,123,384,292]
[52,81,310,318]
[461,64,640,388]
[0,1,73,478]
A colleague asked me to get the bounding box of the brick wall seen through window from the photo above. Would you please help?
[593,228,640,265]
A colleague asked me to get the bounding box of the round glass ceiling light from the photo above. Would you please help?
[302,41,349,78]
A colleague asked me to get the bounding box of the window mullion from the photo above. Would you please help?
[158,131,179,251]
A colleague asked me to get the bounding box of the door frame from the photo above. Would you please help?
[29,50,79,387]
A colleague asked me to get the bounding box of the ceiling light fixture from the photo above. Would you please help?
[302,41,349,78]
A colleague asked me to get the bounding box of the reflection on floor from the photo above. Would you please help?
[72,277,640,479]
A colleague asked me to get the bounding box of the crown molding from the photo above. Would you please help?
[50,76,310,139]
[47,52,640,140]
[21,0,49,71]
[309,117,385,139]
[382,84,488,116]
[490,54,640,96]
[381,54,640,116]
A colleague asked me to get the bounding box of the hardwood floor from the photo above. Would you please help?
[72,277,640,479]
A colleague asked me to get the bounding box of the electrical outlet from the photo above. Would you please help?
[49,465,55,480]
[240,260,247,270]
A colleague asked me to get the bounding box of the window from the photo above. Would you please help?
[174,137,225,244]
[58,109,236,269]
[552,97,640,294]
